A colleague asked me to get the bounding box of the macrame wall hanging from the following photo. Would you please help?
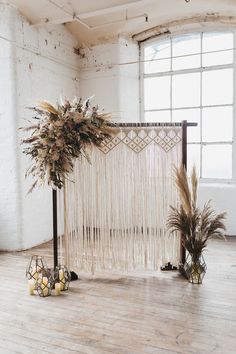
[58,123,183,273]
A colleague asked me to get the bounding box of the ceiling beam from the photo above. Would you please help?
[89,13,148,30]
[32,0,91,29]
[31,0,149,28]
[78,0,149,19]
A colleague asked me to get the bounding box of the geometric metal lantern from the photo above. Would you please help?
[54,265,71,291]
[183,253,207,284]
[35,268,54,297]
[26,255,49,282]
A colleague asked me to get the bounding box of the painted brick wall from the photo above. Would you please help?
[0,3,79,250]
[79,37,139,122]
[2,3,234,252]
[0,4,20,251]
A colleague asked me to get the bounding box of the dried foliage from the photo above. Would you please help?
[21,98,117,192]
[168,165,226,261]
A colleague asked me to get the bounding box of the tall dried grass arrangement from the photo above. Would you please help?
[168,165,226,262]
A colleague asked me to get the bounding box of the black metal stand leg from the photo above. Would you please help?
[160,262,177,271]
[70,271,79,281]
[181,120,187,266]
[52,188,79,281]
[52,189,58,270]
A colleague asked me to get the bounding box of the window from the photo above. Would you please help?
[141,32,234,179]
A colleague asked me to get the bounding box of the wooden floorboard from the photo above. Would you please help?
[0,238,236,353]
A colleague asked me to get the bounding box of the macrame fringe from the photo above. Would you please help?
[59,126,182,273]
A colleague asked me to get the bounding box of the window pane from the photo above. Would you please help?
[142,31,234,180]
[172,33,201,70]
[202,144,232,179]
[202,32,233,74]
[202,32,233,52]
[202,106,233,142]
[202,69,233,106]
[144,77,170,110]
[145,110,171,122]
[173,54,200,71]
[172,109,200,142]
[144,39,171,74]
[173,33,201,55]
[187,144,201,176]
[202,50,233,67]
[172,73,200,108]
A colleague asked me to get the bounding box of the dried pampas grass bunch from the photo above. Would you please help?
[168,165,226,262]
[21,98,116,192]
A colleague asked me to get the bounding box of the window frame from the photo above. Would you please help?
[139,30,236,183]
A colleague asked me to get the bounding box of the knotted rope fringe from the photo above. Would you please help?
[59,126,182,273]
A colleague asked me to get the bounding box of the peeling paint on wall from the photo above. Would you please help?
[0,3,80,251]
[133,15,236,42]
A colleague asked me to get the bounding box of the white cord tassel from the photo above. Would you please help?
[61,126,182,273]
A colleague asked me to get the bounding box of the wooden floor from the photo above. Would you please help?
[0,238,236,354]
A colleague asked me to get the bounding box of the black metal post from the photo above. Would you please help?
[52,189,58,270]
[52,188,78,280]
[181,120,187,265]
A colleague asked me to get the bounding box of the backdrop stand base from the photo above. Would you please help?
[70,271,79,281]
[160,262,178,271]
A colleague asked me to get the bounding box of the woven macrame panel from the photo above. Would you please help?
[59,126,182,273]
[99,127,182,154]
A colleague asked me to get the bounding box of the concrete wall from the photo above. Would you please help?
[0,3,79,251]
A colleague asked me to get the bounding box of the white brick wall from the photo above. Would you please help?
[2,3,233,251]
[0,5,139,251]
[0,3,80,250]
[79,37,139,122]
[0,4,21,251]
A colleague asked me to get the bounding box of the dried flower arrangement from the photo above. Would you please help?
[21,98,116,192]
[167,165,226,264]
